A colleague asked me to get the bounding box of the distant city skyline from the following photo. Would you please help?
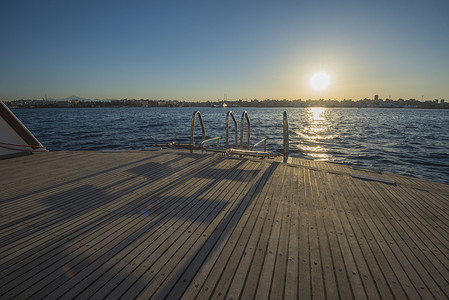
[1,0,449,102]
[3,94,445,103]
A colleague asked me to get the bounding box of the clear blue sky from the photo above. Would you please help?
[1,0,448,101]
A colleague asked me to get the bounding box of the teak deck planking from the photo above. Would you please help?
[0,150,448,299]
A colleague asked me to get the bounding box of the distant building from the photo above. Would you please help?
[441,99,445,104]
[374,94,379,101]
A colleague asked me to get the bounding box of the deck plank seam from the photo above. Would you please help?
[116,159,261,299]
[41,156,247,299]
[0,155,231,298]
[339,172,411,299]
[188,162,280,299]
[348,177,431,299]
[146,160,267,300]
[169,161,276,300]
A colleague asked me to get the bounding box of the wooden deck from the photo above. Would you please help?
[1,150,448,299]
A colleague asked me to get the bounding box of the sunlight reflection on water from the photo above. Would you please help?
[295,107,335,161]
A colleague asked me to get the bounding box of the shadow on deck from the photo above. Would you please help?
[1,150,448,299]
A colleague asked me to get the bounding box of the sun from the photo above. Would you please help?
[309,71,331,91]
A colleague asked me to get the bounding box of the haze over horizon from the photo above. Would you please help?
[1,0,448,102]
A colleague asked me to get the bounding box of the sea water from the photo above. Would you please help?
[12,107,449,184]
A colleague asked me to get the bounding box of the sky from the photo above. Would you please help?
[1,0,449,102]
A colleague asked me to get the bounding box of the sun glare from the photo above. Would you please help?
[309,72,331,91]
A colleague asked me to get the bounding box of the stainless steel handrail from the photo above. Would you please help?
[190,111,205,152]
[283,111,289,163]
[225,148,269,158]
[157,110,285,159]
[200,136,223,148]
[251,137,269,152]
[226,111,238,149]
[240,111,251,150]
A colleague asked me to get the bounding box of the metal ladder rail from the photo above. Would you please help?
[226,111,238,150]
[283,111,289,163]
[190,111,206,153]
[251,137,269,152]
[240,111,251,150]
[200,136,222,148]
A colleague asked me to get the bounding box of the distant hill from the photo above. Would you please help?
[56,95,91,101]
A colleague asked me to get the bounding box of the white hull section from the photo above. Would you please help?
[0,101,47,157]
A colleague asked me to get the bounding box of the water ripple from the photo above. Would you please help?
[12,107,449,184]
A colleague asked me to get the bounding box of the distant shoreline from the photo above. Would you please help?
[3,98,448,109]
